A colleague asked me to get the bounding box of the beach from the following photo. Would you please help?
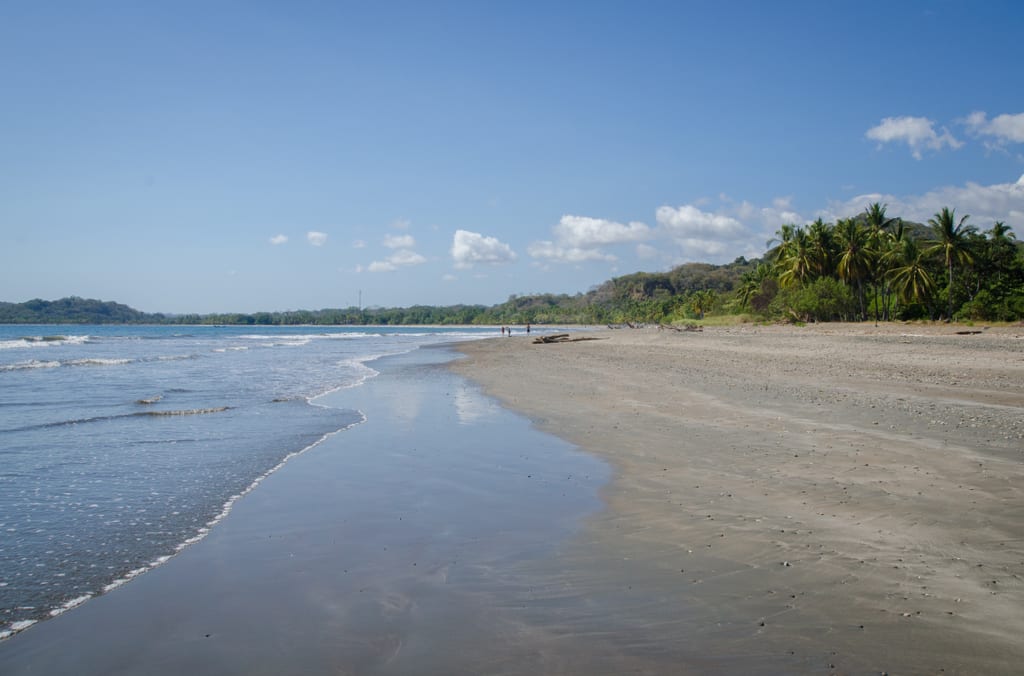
[1,323,1022,674]
[451,323,1024,674]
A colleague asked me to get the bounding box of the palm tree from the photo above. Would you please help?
[988,220,1015,244]
[863,203,898,320]
[690,289,717,320]
[737,263,772,309]
[925,207,977,319]
[875,218,906,320]
[835,218,873,320]
[766,224,797,262]
[806,218,834,278]
[886,237,936,312]
[776,227,816,288]
[863,202,898,237]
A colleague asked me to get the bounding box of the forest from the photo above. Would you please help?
[3,205,1021,326]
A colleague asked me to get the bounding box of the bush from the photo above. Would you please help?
[769,278,859,322]
[957,289,1024,322]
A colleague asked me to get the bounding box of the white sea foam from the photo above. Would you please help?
[155,354,196,362]
[239,332,374,342]
[65,358,133,367]
[0,335,90,350]
[0,619,37,639]
[0,360,61,372]
[48,594,92,617]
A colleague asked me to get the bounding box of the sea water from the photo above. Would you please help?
[0,324,504,638]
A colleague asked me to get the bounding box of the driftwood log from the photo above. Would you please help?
[532,334,607,345]
[534,333,570,343]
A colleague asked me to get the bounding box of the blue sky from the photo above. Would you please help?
[2,0,1023,313]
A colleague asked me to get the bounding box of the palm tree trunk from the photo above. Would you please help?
[947,261,954,320]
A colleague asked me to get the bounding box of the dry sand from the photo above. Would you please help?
[452,323,1024,675]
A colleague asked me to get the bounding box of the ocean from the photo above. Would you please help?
[0,324,506,639]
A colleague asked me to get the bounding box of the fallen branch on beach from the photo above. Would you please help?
[658,323,702,332]
[532,334,607,344]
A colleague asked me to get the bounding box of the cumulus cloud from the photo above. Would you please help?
[655,202,788,264]
[352,239,367,249]
[307,231,328,246]
[964,111,1024,149]
[865,116,962,159]
[527,241,617,263]
[656,205,747,239]
[367,249,427,273]
[451,230,517,268]
[383,234,415,249]
[269,234,288,245]
[528,215,650,264]
[553,215,650,248]
[820,174,1024,227]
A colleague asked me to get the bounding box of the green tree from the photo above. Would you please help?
[863,203,899,320]
[689,289,718,319]
[776,228,817,288]
[834,218,873,320]
[806,218,834,278]
[886,237,936,314]
[736,263,773,310]
[925,207,977,319]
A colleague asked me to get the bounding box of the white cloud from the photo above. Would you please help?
[527,241,617,263]
[677,238,729,257]
[391,219,411,230]
[390,249,426,266]
[383,234,415,249]
[451,230,517,268]
[527,215,650,264]
[758,205,804,231]
[352,239,366,249]
[553,215,651,248]
[820,174,1024,226]
[656,205,747,239]
[269,234,288,245]
[307,231,328,246]
[368,249,427,273]
[865,116,962,159]
[442,273,457,282]
[964,111,1024,149]
[655,202,796,264]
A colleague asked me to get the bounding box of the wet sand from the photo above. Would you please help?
[451,323,1024,674]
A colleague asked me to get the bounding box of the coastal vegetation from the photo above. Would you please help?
[3,205,1021,326]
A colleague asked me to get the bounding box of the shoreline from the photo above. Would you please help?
[451,323,1024,674]
[0,345,612,674]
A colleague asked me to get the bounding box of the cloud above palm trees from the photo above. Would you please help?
[865,116,962,159]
